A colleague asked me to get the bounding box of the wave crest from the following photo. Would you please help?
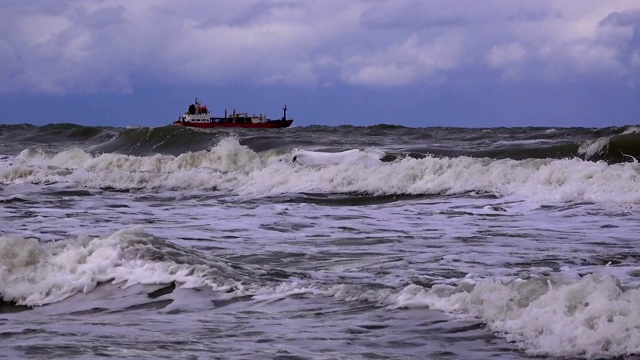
[388,275,640,358]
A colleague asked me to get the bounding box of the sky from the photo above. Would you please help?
[0,0,639,128]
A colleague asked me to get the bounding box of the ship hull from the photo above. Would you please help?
[173,119,293,129]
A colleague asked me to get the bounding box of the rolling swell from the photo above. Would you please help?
[239,135,316,153]
[394,140,636,164]
[579,133,640,163]
[465,143,579,161]
[0,124,113,155]
[389,127,640,164]
[38,123,105,140]
[20,123,112,143]
[394,143,579,161]
[90,127,312,156]
[2,123,640,164]
[90,126,231,156]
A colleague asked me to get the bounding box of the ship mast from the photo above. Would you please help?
[283,105,287,120]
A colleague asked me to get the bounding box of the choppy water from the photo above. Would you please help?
[1,123,640,359]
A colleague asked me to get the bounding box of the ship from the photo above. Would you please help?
[173,98,294,129]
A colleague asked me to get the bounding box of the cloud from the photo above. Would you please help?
[0,0,639,95]
[599,7,640,86]
[0,1,134,94]
[506,7,563,22]
[600,8,640,26]
[480,2,637,82]
[632,51,640,67]
[360,0,466,30]
[341,33,463,87]
[486,42,528,80]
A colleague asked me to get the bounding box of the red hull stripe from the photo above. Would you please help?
[173,120,293,129]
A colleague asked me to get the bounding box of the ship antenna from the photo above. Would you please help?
[283,105,287,120]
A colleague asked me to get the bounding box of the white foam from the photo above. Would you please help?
[1,138,640,204]
[493,139,554,146]
[578,137,609,159]
[292,149,386,166]
[0,225,366,309]
[0,227,241,306]
[622,126,640,135]
[386,275,640,358]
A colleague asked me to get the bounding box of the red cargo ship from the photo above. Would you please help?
[173,98,293,129]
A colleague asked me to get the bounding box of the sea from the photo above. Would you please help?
[1,123,640,359]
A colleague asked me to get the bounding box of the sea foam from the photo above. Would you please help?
[386,275,640,358]
[0,227,242,307]
[1,138,639,203]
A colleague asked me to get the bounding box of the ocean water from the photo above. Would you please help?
[1,123,640,359]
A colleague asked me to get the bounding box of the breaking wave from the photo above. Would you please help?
[384,275,640,359]
[2,123,640,164]
[2,225,639,358]
[1,137,639,204]
[0,227,286,307]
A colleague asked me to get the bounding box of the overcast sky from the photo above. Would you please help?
[1,0,639,127]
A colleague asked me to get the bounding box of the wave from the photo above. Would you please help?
[404,143,581,161]
[0,123,116,156]
[578,133,640,163]
[1,138,639,203]
[383,274,640,358]
[0,123,112,142]
[89,125,230,156]
[292,149,388,166]
[89,126,320,156]
[3,123,640,164]
[0,227,259,307]
[3,225,638,358]
[0,227,317,312]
